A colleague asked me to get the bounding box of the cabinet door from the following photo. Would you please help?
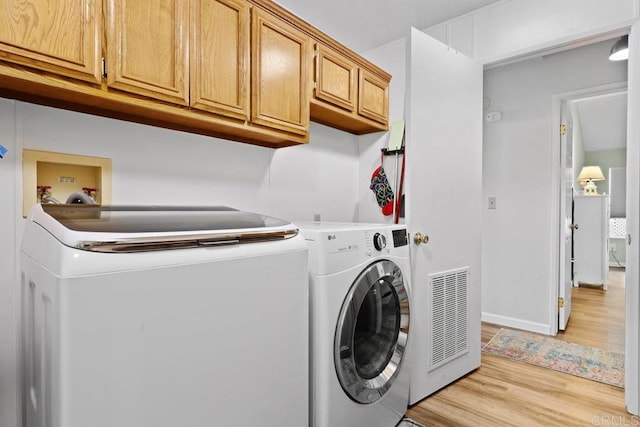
[314,44,357,112]
[358,69,389,125]
[107,0,189,105]
[573,196,609,285]
[191,0,249,120]
[0,0,102,83]
[251,8,311,136]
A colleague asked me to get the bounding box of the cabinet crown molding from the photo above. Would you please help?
[247,0,391,82]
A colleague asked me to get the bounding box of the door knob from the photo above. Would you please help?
[570,223,579,230]
[413,232,429,245]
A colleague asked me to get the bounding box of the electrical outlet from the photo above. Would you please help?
[610,243,617,253]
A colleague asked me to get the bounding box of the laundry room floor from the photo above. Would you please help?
[405,268,628,426]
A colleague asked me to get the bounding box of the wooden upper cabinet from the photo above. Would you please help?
[358,69,389,125]
[191,0,250,121]
[310,43,390,134]
[0,0,390,147]
[107,0,189,105]
[0,0,102,83]
[251,8,311,136]
[314,44,357,113]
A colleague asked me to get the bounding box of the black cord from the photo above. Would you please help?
[611,249,623,267]
[381,148,405,156]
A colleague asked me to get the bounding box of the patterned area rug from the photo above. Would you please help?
[397,417,425,427]
[482,328,624,388]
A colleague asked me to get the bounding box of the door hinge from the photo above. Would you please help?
[101,58,107,79]
[560,124,566,136]
[313,81,317,90]
[558,297,565,308]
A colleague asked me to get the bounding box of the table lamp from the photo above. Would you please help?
[577,166,605,195]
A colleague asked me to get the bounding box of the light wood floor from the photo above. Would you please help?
[405,267,628,426]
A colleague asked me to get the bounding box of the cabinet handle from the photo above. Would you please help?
[570,223,579,230]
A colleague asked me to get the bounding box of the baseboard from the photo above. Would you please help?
[481,312,552,335]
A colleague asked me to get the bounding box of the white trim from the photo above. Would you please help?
[482,23,634,67]
[481,312,552,335]
[625,21,640,415]
[550,95,561,336]
[423,0,640,68]
[13,101,22,427]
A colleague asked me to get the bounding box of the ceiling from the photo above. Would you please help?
[573,92,627,152]
[274,0,501,53]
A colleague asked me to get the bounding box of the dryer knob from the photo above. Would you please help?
[373,233,387,251]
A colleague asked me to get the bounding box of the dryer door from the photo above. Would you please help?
[334,259,410,403]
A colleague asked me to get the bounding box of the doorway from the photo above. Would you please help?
[552,82,627,333]
[555,87,627,362]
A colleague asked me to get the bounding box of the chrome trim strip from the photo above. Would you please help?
[75,229,299,253]
[334,259,410,404]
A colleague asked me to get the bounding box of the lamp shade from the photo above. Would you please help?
[578,165,605,181]
[609,35,629,61]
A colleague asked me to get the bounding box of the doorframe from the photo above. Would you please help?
[550,82,628,335]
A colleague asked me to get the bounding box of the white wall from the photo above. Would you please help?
[0,98,18,427]
[358,37,408,223]
[482,39,627,332]
[0,100,360,427]
[425,0,639,65]
[13,103,359,222]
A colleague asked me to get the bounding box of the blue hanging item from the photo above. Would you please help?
[0,144,7,158]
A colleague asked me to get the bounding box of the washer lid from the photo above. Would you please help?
[32,204,298,253]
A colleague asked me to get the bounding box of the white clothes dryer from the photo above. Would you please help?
[20,204,309,427]
[297,222,411,427]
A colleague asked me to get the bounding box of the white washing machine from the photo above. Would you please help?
[20,204,309,427]
[297,222,411,427]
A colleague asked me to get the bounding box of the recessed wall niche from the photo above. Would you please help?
[23,150,112,217]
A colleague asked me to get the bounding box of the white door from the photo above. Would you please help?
[405,28,483,404]
[625,21,640,415]
[559,101,573,330]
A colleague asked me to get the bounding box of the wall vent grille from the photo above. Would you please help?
[428,267,469,370]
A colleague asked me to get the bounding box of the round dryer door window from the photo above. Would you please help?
[334,259,410,404]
